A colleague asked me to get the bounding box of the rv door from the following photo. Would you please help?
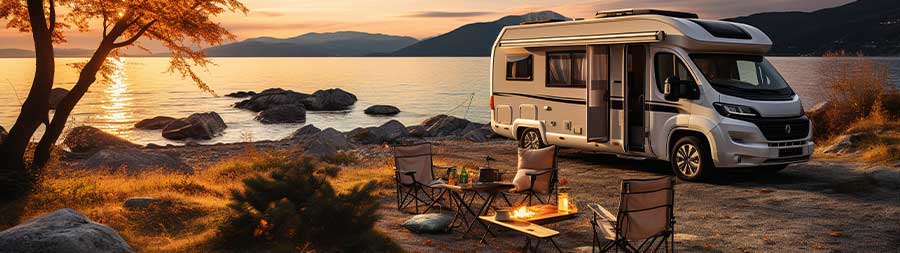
[587,45,611,142]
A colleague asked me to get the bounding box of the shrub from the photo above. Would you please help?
[216,155,400,252]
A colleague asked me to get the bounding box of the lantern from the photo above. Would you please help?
[558,186,570,212]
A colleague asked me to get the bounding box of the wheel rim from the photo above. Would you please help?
[675,143,701,177]
[521,131,541,149]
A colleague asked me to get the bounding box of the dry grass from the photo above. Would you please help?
[6,148,397,252]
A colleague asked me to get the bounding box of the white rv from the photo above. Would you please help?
[489,9,813,180]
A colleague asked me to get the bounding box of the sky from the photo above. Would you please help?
[0,0,854,52]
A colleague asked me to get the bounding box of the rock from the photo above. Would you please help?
[463,126,494,142]
[303,128,353,158]
[234,88,311,112]
[255,104,306,124]
[823,133,871,154]
[420,114,472,137]
[162,112,227,140]
[402,213,452,234]
[48,88,69,110]
[0,125,6,145]
[123,197,162,210]
[82,149,191,174]
[347,120,409,145]
[63,126,138,153]
[224,91,256,98]
[304,88,358,111]
[364,105,400,115]
[134,116,176,130]
[285,125,322,143]
[0,208,134,253]
[407,125,426,138]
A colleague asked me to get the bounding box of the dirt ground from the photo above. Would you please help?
[374,140,900,253]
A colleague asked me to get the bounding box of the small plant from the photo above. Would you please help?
[216,155,400,252]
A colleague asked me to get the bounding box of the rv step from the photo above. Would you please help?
[615,154,648,160]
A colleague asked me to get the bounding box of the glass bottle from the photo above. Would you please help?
[459,167,469,185]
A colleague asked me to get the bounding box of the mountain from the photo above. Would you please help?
[390,11,570,57]
[205,31,418,57]
[725,0,900,56]
[0,48,94,58]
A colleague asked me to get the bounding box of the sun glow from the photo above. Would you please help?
[96,57,134,136]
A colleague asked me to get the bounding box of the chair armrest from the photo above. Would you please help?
[525,168,558,177]
[588,203,617,223]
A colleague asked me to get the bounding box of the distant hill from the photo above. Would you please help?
[0,48,94,58]
[205,31,418,57]
[725,0,900,56]
[390,11,570,57]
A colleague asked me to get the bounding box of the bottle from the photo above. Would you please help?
[459,167,469,185]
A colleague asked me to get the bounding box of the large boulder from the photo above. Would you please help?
[234,88,311,112]
[0,125,6,145]
[347,120,410,145]
[255,104,306,124]
[284,125,322,143]
[304,88,357,111]
[420,114,473,137]
[134,116,176,130]
[224,91,256,98]
[402,213,452,234]
[63,126,138,153]
[162,112,227,140]
[463,125,495,143]
[302,128,353,158]
[364,105,400,115]
[48,88,69,110]
[0,208,134,253]
[81,149,191,174]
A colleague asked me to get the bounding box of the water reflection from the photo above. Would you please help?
[95,58,133,137]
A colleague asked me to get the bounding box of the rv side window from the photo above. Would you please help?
[506,55,533,81]
[546,51,587,88]
[654,52,694,93]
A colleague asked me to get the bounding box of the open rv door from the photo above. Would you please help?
[586,45,610,143]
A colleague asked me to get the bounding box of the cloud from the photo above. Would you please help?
[402,11,495,18]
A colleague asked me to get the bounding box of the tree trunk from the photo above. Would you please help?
[32,45,113,168]
[0,0,55,200]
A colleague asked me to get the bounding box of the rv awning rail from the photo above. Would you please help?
[499,31,665,48]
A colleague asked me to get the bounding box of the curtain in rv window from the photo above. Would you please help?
[506,55,533,81]
[654,53,694,93]
[547,51,587,88]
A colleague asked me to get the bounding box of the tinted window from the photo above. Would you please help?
[506,55,533,81]
[691,54,795,100]
[654,53,694,93]
[547,51,587,88]
[690,20,752,39]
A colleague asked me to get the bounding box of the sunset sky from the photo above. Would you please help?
[0,0,853,52]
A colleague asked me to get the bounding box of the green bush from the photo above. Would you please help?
[216,155,401,252]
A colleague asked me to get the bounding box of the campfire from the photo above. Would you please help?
[511,206,537,219]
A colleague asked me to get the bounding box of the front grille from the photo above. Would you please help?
[768,140,807,147]
[747,116,810,141]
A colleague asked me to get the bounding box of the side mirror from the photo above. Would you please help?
[664,76,681,101]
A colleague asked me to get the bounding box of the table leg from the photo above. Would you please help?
[549,238,562,253]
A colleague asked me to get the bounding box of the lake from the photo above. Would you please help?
[1,57,899,145]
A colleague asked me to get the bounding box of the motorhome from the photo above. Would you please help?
[489,9,813,180]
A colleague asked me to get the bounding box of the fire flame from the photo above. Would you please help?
[511,206,536,219]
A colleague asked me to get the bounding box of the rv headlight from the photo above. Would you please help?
[714,102,760,118]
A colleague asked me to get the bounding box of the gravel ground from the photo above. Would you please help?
[376,140,900,252]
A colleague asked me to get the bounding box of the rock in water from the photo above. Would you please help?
[48,88,69,110]
[64,126,138,153]
[224,91,256,98]
[364,105,400,115]
[82,149,191,174]
[0,125,6,145]
[0,208,135,253]
[134,116,176,130]
[402,213,452,234]
[162,112,227,140]
[304,88,357,110]
[255,104,306,124]
[233,88,311,112]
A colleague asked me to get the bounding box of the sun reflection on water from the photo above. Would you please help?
[95,57,133,137]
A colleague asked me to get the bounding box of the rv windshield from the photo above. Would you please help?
[690,54,794,100]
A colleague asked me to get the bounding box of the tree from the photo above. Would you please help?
[0,0,247,200]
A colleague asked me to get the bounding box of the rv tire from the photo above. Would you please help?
[670,136,713,181]
[518,128,545,150]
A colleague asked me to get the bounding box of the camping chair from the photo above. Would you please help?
[504,145,560,206]
[392,142,455,214]
[588,176,676,253]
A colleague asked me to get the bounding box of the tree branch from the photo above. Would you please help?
[101,2,108,36]
[48,0,56,32]
[112,19,157,48]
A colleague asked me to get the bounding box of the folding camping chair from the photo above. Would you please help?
[504,145,560,206]
[392,142,455,214]
[588,176,676,253]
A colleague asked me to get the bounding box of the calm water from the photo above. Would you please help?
[1,57,898,145]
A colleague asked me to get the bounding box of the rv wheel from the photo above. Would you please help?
[519,129,545,149]
[670,136,713,181]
